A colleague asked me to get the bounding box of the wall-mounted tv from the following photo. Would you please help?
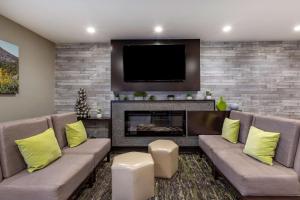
[123,44,186,82]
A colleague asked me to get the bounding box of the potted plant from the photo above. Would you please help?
[167,94,175,100]
[114,92,120,100]
[96,108,102,118]
[186,92,193,100]
[205,90,212,100]
[123,95,129,101]
[134,91,148,100]
[149,95,156,101]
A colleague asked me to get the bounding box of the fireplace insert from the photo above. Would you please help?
[125,111,186,136]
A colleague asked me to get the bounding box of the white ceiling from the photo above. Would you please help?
[1,0,300,43]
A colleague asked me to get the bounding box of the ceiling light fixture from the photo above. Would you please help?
[154,26,163,33]
[86,26,96,34]
[294,25,300,32]
[222,25,232,33]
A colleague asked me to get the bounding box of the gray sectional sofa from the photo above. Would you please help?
[0,112,111,200]
[199,111,300,199]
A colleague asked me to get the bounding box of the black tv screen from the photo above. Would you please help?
[123,44,186,82]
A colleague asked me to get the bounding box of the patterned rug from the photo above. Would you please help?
[77,153,239,200]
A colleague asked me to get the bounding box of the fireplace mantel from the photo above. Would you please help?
[111,100,215,147]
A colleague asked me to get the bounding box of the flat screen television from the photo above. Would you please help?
[123,44,186,82]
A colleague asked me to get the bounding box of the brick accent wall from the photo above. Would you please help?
[55,41,300,119]
[55,43,112,116]
[201,41,300,119]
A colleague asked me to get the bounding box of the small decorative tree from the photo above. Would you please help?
[75,88,90,119]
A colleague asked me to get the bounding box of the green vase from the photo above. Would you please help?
[216,96,227,111]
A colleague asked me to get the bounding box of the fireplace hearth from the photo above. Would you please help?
[125,111,186,136]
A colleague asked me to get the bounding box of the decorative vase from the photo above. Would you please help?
[205,95,212,100]
[96,113,102,119]
[216,96,227,111]
[229,103,239,110]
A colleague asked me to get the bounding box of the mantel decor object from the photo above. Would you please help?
[96,108,102,119]
[167,95,175,100]
[123,95,129,101]
[114,92,120,100]
[186,92,193,100]
[149,95,156,101]
[75,88,90,119]
[229,103,239,110]
[205,90,212,100]
[133,91,148,100]
[216,96,228,111]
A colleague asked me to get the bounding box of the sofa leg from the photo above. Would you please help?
[199,148,204,158]
[106,152,110,162]
[212,166,220,180]
[88,171,96,188]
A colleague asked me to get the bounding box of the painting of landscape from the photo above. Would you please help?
[0,40,19,94]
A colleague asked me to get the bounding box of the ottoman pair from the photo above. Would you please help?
[112,140,178,200]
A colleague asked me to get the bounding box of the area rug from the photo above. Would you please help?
[77,153,239,200]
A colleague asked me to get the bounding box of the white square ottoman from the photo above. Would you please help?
[111,152,154,200]
[148,139,179,178]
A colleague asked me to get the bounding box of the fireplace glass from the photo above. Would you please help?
[125,111,186,136]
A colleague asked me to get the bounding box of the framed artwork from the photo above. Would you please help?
[0,40,19,94]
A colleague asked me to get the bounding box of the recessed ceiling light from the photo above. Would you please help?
[222,25,232,33]
[86,26,96,34]
[154,26,163,33]
[294,25,300,32]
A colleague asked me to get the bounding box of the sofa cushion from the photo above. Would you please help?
[212,148,300,196]
[252,115,300,167]
[63,138,111,167]
[229,111,253,144]
[243,126,280,165]
[51,112,77,149]
[0,117,50,178]
[0,154,94,200]
[65,121,87,148]
[221,118,240,144]
[15,128,62,173]
[198,135,244,159]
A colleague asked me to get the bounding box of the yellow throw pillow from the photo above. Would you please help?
[243,126,280,165]
[221,118,240,143]
[65,120,87,148]
[15,128,62,173]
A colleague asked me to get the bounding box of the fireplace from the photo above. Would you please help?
[125,111,186,136]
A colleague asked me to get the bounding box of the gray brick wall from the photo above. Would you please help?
[55,43,113,116]
[200,41,300,119]
[55,41,300,119]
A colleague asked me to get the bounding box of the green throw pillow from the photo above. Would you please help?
[221,118,240,143]
[243,126,280,165]
[65,120,87,148]
[15,128,62,173]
